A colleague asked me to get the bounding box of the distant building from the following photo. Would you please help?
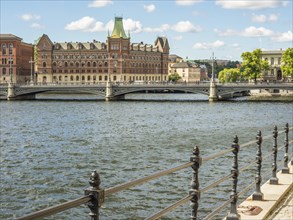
[168,54,183,75]
[170,61,207,82]
[260,49,285,82]
[0,34,34,83]
[35,17,169,84]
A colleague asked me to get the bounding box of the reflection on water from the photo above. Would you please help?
[0,94,292,219]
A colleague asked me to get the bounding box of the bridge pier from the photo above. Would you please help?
[105,82,125,101]
[7,83,15,100]
[208,81,218,102]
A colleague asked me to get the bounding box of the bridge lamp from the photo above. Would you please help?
[29,57,34,85]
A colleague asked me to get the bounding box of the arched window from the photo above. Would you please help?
[64,62,68,68]
[43,62,46,68]
[2,44,6,55]
[9,43,13,54]
[93,62,97,67]
[87,62,91,67]
[76,76,79,81]
[70,62,74,68]
[70,76,74,81]
[76,62,79,68]
[87,75,91,81]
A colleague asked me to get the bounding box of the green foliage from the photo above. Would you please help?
[218,68,241,83]
[241,49,269,82]
[281,48,293,78]
[168,73,181,82]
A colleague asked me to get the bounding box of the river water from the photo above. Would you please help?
[0,94,292,220]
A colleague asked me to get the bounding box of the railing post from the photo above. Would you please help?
[85,171,105,220]
[226,136,240,220]
[252,130,263,200]
[270,126,279,184]
[190,146,202,220]
[282,123,289,173]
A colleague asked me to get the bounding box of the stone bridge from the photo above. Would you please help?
[0,82,292,101]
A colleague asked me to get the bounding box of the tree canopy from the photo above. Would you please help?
[218,68,241,83]
[168,73,181,82]
[241,49,269,82]
[281,48,293,78]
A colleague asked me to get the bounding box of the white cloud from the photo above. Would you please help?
[193,40,225,49]
[21,14,40,21]
[251,13,278,23]
[123,18,143,33]
[65,16,96,31]
[176,0,203,5]
[243,26,274,37]
[215,0,288,10]
[88,0,113,8]
[144,4,156,12]
[272,31,293,42]
[172,21,201,32]
[31,23,44,29]
[144,24,170,33]
[215,26,274,37]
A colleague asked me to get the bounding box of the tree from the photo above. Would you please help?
[218,68,241,83]
[281,48,293,79]
[241,49,269,82]
[168,73,181,82]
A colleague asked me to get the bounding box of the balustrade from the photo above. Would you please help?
[15,123,293,220]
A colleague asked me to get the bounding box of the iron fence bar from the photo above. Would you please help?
[15,195,91,220]
[200,173,232,193]
[104,162,193,196]
[144,194,192,220]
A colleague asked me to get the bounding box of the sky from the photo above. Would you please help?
[1,0,292,61]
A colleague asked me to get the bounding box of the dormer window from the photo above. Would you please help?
[67,43,72,50]
[79,44,83,50]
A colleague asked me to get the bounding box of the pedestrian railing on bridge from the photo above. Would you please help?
[15,123,292,220]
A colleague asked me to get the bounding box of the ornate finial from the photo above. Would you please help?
[253,130,264,201]
[89,170,101,189]
[282,123,289,173]
[226,136,240,220]
[270,126,279,184]
[190,146,201,220]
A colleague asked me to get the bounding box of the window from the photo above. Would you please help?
[76,76,79,81]
[2,68,6,75]
[93,62,97,67]
[2,44,6,55]
[99,75,102,81]
[59,76,62,81]
[9,43,13,54]
[43,62,46,68]
[76,62,79,68]
[87,75,91,81]
[2,58,7,64]
[87,62,91,67]
[70,76,74,81]
[271,58,274,65]
[64,62,68,68]
[278,58,281,65]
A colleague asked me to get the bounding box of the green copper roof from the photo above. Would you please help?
[111,17,128,39]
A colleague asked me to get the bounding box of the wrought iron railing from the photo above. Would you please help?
[15,123,292,220]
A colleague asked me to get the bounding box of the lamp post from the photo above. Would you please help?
[211,52,215,82]
[29,57,34,85]
[9,53,13,83]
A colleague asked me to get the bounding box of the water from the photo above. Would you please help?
[0,94,292,219]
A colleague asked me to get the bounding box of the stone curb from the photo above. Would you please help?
[237,163,293,220]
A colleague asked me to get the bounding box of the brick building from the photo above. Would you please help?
[36,17,169,84]
[0,34,34,83]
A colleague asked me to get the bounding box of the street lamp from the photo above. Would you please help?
[29,57,34,85]
[9,53,13,83]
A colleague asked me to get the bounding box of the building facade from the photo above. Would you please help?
[0,34,34,83]
[170,61,207,83]
[36,17,169,84]
[261,49,284,82]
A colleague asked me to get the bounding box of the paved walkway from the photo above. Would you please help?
[269,190,293,220]
[237,163,293,220]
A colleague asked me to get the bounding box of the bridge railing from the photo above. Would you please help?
[14,123,293,220]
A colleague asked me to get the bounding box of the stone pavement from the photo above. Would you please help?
[237,163,293,220]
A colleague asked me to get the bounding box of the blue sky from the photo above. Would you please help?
[1,0,292,61]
